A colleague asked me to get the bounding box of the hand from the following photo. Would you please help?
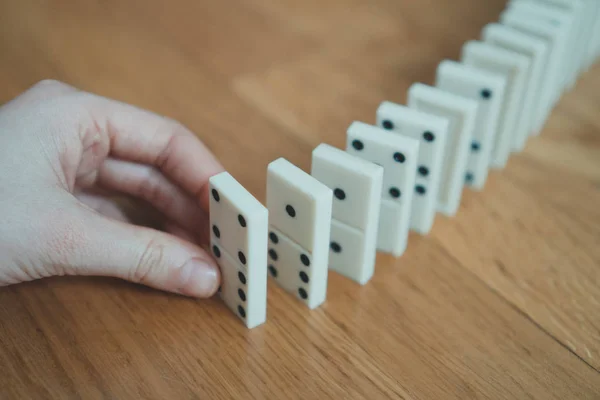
[0,80,224,297]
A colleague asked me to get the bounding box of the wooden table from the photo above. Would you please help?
[1,0,599,398]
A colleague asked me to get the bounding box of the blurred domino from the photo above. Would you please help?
[346,121,419,257]
[311,143,383,284]
[584,0,600,67]
[537,0,590,72]
[461,41,529,168]
[266,157,332,309]
[407,83,477,216]
[500,7,570,103]
[509,0,589,75]
[435,60,507,188]
[589,1,600,64]
[507,0,579,88]
[376,101,449,234]
[482,23,550,135]
[209,172,268,329]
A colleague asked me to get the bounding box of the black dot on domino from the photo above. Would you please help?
[238,288,246,302]
[286,204,296,218]
[269,231,279,244]
[238,214,246,227]
[352,140,364,151]
[423,131,435,142]
[481,89,492,99]
[300,254,310,267]
[471,141,481,152]
[237,305,246,318]
[211,189,220,202]
[389,187,401,198]
[393,152,405,163]
[465,172,474,183]
[415,185,426,195]
[269,249,278,261]
[238,271,246,285]
[418,166,429,176]
[268,265,277,277]
[238,251,246,265]
[212,225,220,238]
[330,241,342,253]
[212,245,221,258]
[382,120,394,130]
[334,188,346,200]
[299,271,309,283]
[298,288,308,299]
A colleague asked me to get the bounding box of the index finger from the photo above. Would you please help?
[81,92,225,212]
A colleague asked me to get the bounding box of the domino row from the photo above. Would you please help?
[208,0,600,329]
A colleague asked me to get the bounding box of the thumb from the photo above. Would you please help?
[50,205,220,298]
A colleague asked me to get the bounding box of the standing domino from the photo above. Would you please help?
[507,1,578,88]
[376,101,449,234]
[435,60,507,188]
[311,144,383,284]
[521,0,590,74]
[587,0,600,66]
[500,8,570,103]
[482,23,550,135]
[346,121,419,257]
[266,158,333,309]
[461,41,530,168]
[209,172,268,329]
[407,83,477,216]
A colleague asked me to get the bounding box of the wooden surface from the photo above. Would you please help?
[1,0,599,398]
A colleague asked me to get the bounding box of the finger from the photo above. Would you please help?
[9,79,78,108]
[75,192,130,222]
[94,158,208,239]
[45,203,220,298]
[79,93,225,212]
[165,221,198,244]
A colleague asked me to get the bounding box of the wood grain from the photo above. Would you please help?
[1,0,599,398]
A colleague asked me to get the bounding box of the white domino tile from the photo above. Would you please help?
[346,121,419,257]
[548,0,591,72]
[461,41,529,168]
[407,83,477,216]
[435,60,507,188]
[266,157,332,309]
[507,0,579,88]
[482,23,550,135]
[267,226,326,309]
[583,0,600,67]
[311,144,383,232]
[500,8,570,103]
[209,171,268,329]
[311,143,383,284]
[588,0,600,65]
[376,101,449,234]
[534,0,589,73]
[329,220,374,285]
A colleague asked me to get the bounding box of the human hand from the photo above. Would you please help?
[0,80,224,297]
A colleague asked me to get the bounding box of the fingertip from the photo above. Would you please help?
[176,257,221,298]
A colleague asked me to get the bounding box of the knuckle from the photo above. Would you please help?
[164,118,190,137]
[34,79,63,87]
[131,239,167,284]
[137,169,174,210]
[154,120,191,170]
[29,79,70,94]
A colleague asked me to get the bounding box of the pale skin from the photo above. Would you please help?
[0,80,224,297]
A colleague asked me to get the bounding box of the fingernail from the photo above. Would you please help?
[178,258,219,297]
